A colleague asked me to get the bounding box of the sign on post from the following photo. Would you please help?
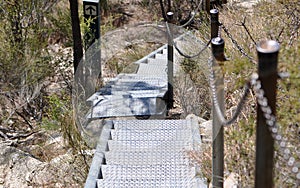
[83,0,101,97]
[83,0,100,48]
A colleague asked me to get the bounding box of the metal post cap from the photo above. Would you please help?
[257,40,280,76]
[212,37,224,45]
[212,37,225,53]
[257,40,280,53]
[212,37,226,61]
[167,12,174,16]
[210,9,219,14]
[167,12,174,20]
[210,9,219,22]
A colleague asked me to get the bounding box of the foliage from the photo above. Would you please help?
[0,0,59,131]
[48,1,73,46]
[0,0,74,128]
[0,0,87,186]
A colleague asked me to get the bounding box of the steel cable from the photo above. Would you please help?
[166,22,211,59]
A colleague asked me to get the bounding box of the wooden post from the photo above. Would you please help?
[167,12,174,109]
[211,37,225,188]
[255,40,279,188]
[210,9,219,39]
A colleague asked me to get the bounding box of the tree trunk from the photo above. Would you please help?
[69,0,83,74]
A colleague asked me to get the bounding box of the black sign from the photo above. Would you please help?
[83,0,100,49]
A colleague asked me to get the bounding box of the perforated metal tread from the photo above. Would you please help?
[115,76,167,84]
[113,119,192,130]
[137,63,167,76]
[101,164,196,179]
[112,80,165,87]
[108,140,193,152]
[105,150,190,165]
[97,80,167,95]
[163,48,167,54]
[155,53,167,60]
[90,97,166,118]
[116,73,167,81]
[112,79,167,89]
[97,177,205,188]
[147,58,168,66]
[111,129,193,141]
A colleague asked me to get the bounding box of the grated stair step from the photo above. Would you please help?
[101,164,196,179]
[155,53,167,60]
[97,177,205,188]
[90,97,165,118]
[107,140,193,152]
[110,129,193,141]
[147,58,167,66]
[113,119,192,130]
[136,63,167,76]
[105,150,190,165]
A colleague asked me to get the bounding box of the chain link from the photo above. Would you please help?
[209,57,300,180]
[218,24,222,38]
[250,73,300,180]
[220,22,257,64]
[208,58,250,126]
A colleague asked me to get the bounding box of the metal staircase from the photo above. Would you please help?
[85,119,207,188]
[84,44,207,188]
[86,45,169,119]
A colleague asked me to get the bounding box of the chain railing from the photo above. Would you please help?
[220,22,257,64]
[251,72,300,184]
[167,7,299,188]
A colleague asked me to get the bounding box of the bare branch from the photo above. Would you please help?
[239,17,257,45]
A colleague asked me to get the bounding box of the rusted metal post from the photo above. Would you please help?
[255,40,279,188]
[210,9,219,39]
[167,12,174,109]
[211,37,225,188]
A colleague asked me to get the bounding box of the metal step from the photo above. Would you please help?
[110,129,193,141]
[155,53,167,60]
[113,119,192,130]
[107,140,193,152]
[147,58,168,66]
[116,73,167,82]
[89,97,166,118]
[110,84,164,92]
[114,78,167,88]
[101,164,196,179]
[97,177,206,188]
[105,151,190,165]
[136,63,167,76]
[163,48,167,54]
